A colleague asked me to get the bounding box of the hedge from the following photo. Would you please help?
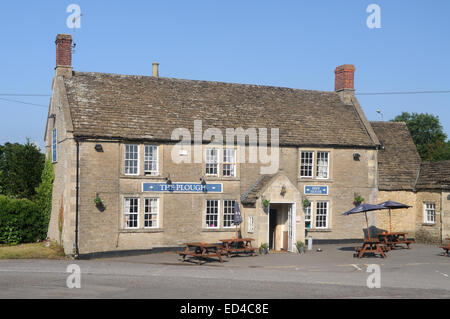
[0,195,46,245]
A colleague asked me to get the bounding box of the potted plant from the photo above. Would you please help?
[302,198,311,208]
[296,241,306,254]
[354,194,365,206]
[94,194,105,211]
[259,243,269,255]
[261,197,270,208]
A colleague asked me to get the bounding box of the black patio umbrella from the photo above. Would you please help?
[233,201,243,241]
[342,204,389,240]
[377,201,411,233]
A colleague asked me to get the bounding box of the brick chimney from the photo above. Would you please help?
[55,34,73,78]
[334,64,355,104]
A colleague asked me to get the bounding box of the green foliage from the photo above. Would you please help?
[0,141,45,199]
[0,195,46,245]
[34,160,54,233]
[392,112,450,161]
[302,198,311,207]
[354,195,364,205]
[261,198,270,207]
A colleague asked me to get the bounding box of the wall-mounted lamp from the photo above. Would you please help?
[280,185,287,196]
[48,114,56,119]
[94,144,103,152]
[200,177,207,186]
[165,174,172,185]
[353,153,360,161]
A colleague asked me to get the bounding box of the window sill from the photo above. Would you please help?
[205,177,240,182]
[202,228,236,232]
[120,175,165,180]
[421,223,436,227]
[120,228,164,233]
[306,228,332,232]
[298,178,333,183]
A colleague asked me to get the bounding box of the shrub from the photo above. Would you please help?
[0,195,45,245]
[34,160,54,234]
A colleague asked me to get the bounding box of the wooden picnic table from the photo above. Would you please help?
[178,242,224,265]
[220,238,257,258]
[441,237,450,256]
[355,238,386,258]
[378,232,414,249]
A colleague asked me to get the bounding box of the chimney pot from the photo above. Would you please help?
[152,63,159,77]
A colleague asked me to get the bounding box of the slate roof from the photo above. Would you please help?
[415,161,450,190]
[241,175,275,205]
[63,72,377,147]
[370,122,421,191]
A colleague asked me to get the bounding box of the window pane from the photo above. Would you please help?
[316,152,329,179]
[52,129,57,162]
[144,145,158,174]
[124,198,139,228]
[303,202,312,229]
[223,149,236,177]
[206,200,219,228]
[145,198,158,228]
[125,144,139,175]
[315,201,328,228]
[300,151,313,177]
[206,149,218,175]
[223,200,235,227]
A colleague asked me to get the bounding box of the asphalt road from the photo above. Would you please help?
[0,244,449,299]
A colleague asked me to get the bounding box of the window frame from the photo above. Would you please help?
[124,144,139,176]
[124,197,139,229]
[144,145,159,175]
[315,201,329,229]
[223,200,236,228]
[205,148,219,176]
[423,202,436,224]
[52,128,57,163]
[144,197,159,229]
[316,151,330,180]
[247,216,255,233]
[303,201,312,229]
[222,148,237,177]
[300,151,314,178]
[205,199,220,229]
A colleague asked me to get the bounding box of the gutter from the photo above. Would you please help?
[74,138,80,258]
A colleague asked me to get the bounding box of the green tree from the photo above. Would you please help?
[392,112,450,161]
[34,160,54,236]
[0,141,45,199]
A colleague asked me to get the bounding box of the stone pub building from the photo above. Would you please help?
[45,34,448,256]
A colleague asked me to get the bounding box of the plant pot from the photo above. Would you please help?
[297,246,305,254]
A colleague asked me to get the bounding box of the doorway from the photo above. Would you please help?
[268,203,296,252]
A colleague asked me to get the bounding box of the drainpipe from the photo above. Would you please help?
[75,138,80,258]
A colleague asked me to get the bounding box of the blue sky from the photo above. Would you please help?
[0,1,449,150]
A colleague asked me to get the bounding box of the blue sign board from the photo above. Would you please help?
[143,182,222,193]
[304,185,328,195]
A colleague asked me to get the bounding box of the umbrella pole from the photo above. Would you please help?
[389,208,392,234]
[365,212,371,240]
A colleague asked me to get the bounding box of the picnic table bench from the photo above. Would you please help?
[355,238,386,258]
[441,237,450,256]
[378,232,414,249]
[178,242,224,265]
[220,238,257,258]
